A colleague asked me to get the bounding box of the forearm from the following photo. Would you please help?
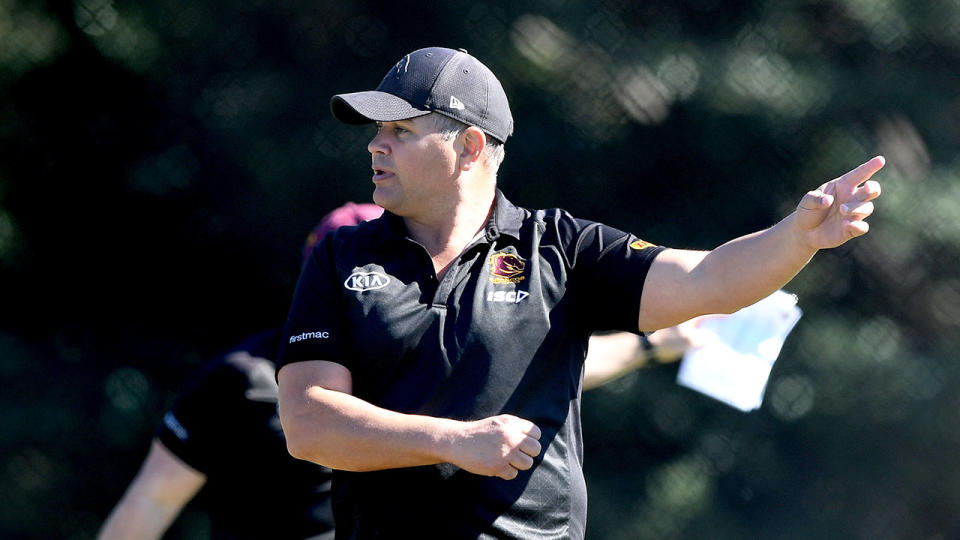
[694,211,815,313]
[98,495,179,540]
[281,384,461,471]
[643,212,815,330]
[97,440,204,540]
[279,361,541,479]
[582,333,646,390]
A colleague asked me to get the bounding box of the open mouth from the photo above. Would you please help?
[372,168,394,180]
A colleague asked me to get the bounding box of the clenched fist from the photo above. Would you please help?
[449,415,542,480]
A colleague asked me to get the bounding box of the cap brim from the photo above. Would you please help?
[330,91,431,125]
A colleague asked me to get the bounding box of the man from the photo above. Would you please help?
[97,195,698,540]
[98,202,384,540]
[277,47,882,539]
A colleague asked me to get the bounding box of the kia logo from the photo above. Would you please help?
[344,272,390,292]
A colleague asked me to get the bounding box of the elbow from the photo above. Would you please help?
[281,411,315,462]
[278,394,331,463]
[280,388,358,469]
[283,423,362,471]
[277,362,356,466]
[283,426,315,462]
[283,415,342,466]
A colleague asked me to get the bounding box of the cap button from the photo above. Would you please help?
[458,48,468,53]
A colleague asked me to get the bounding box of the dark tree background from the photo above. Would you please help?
[1,0,958,538]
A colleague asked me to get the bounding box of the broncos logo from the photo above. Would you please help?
[489,252,526,283]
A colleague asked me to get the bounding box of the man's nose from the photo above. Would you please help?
[368,132,389,155]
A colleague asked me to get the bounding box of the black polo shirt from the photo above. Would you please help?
[278,191,664,539]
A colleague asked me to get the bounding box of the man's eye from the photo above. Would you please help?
[394,127,408,134]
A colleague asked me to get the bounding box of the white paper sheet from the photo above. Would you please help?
[676,290,802,412]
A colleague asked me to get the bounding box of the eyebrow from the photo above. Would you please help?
[377,119,415,128]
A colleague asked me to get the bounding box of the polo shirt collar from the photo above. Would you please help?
[371,189,523,246]
[484,189,523,241]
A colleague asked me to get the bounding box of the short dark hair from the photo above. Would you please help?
[431,113,506,172]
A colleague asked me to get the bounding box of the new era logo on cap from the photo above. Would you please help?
[330,47,514,143]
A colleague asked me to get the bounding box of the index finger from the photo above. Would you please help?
[838,155,885,188]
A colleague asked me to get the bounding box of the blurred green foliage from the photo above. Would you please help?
[1,0,958,538]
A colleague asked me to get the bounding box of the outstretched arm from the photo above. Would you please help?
[583,317,717,390]
[97,439,206,540]
[278,360,542,481]
[638,156,883,331]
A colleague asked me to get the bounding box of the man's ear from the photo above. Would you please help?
[458,126,486,171]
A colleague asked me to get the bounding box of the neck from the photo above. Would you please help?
[405,185,496,276]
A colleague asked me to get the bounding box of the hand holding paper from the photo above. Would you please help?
[676,290,802,412]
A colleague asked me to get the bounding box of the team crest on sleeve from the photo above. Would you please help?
[629,239,655,250]
[489,252,526,284]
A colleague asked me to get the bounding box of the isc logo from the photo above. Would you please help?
[344,272,390,292]
[486,290,530,304]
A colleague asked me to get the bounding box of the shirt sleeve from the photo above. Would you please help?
[155,359,245,473]
[562,216,666,334]
[277,237,349,373]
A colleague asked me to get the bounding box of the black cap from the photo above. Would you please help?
[331,47,514,143]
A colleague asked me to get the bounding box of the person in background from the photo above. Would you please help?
[583,317,714,390]
[97,202,383,540]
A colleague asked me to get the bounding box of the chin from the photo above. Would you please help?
[372,188,400,213]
